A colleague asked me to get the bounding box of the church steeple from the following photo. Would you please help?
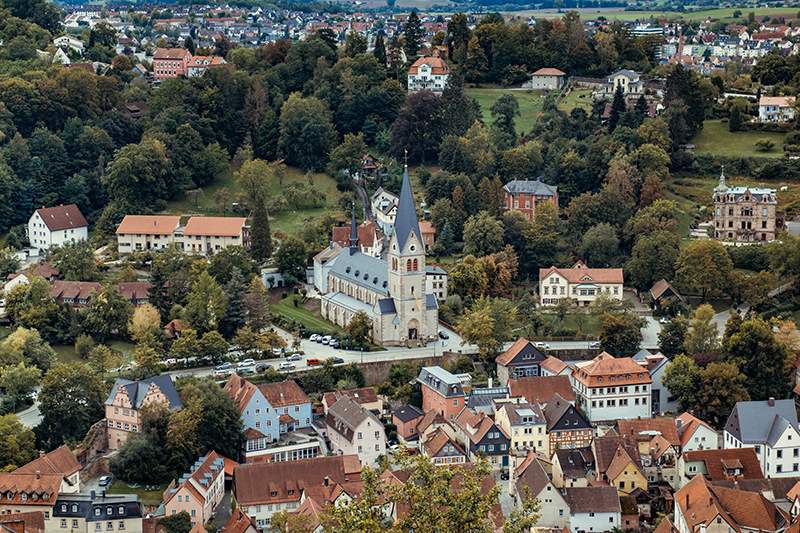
[394,165,423,254]
[714,165,728,193]
[349,203,359,255]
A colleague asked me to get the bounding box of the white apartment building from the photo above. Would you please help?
[115,215,249,254]
[27,205,89,251]
[325,396,386,466]
[539,261,623,307]
[572,352,652,423]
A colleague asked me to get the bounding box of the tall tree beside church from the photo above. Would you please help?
[373,34,386,66]
[404,11,424,58]
[250,199,273,264]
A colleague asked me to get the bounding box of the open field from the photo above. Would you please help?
[509,6,797,21]
[465,87,545,136]
[557,89,594,113]
[691,120,788,159]
[162,164,344,237]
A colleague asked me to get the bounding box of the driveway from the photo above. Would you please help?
[213,491,232,528]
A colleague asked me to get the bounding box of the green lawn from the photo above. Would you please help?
[692,120,787,159]
[465,87,545,136]
[542,313,603,336]
[107,480,169,505]
[162,164,344,237]
[558,89,594,113]
[685,297,733,314]
[514,7,799,21]
[53,341,137,366]
[271,295,343,334]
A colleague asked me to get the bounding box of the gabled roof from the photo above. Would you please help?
[8,263,60,281]
[166,452,228,507]
[514,454,552,497]
[650,279,682,301]
[408,55,450,75]
[328,251,389,296]
[153,48,191,59]
[554,447,595,478]
[326,396,381,443]
[532,67,565,76]
[32,205,88,231]
[563,486,621,514]
[183,217,246,237]
[502,179,557,197]
[258,380,310,408]
[223,374,258,414]
[615,419,680,447]
[15,446,80,478]
[0,473,62,506]
[606,445,643,481]
[422,428,466,457]
[323,388,379,410]
[115,215,181,235]
[392,404,424,423]
[724,399,799,444]
[544,393,590,432]
[220,509,256,533]
[106,375,182,411]
[540,356,568,375]
[0,511,45,533]
[496,338,546,367]
[393,167,423,253]
[417,367,465,398]
[454,409,508,444]
[508,375,575,404]
[539,264,623,285]
[608,69,641,79]
[682,448,764,481]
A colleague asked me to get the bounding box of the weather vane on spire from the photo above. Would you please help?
[403,149,408,168]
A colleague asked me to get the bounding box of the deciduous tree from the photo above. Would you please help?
[674,240,733,301]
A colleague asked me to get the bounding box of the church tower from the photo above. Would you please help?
[387,166,429,343]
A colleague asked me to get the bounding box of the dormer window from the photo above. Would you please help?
[72,505,78,513]
[21,493,26,501]
[62,505,67,512]
[271,491,277,497]
[7,493,12,500]
[95,509,101,517]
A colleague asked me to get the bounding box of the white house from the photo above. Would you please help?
[759,96,795,122]
[539,261,623,307]
[54,35,85,54]
[572,352,652,423]
[723,398,800,478]
[27,205,89,252]
[325,395,387,466]
[407,56,451,93]
[597,69,644,99]
[513,454,569,528]
[563,486,621,531]
[530,68,566,90]
[370,187,398,234]
[632,350,676,414]
[676,412,718,453]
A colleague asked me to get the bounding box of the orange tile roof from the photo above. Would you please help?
[258,380,310,408]
[408,56,450,75]
[681,448,764,481]
[331,222,378,249]
[223,374,257,414]
[153,48,191,59]
[182,217,246,237]
[539,264,623,284]
[0,473,62,506]
[616,419,680,447]
[605,445,642,482]
[116,215,181,235]
[15,446,80,477]
[540,356,568,375]
[221,509,256,533]
[574,353,651,387]
[418,221,435,235]
[532,68,565,76]
[676,412,716,448]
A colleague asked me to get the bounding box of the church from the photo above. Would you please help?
[315,167,447,347]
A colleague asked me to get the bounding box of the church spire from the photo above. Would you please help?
[349,203,359,255]
[714,165,728,193]
[394,164,423,253]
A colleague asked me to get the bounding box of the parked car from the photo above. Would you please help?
[659,317,671,325]
[286,353,301,361]
[438,331,449,339]
[331,357,344,364]
[589,341,601,349]
[533,342,550,350]
[315,336,324,343]
[256,364,269,373]
[321,335,332,345]
[309,334,320,342]
[238,359,256,368]
[214,368,232,377]
[99,475,113,487]
[228,345,241,352]
[330,340,341,349]
[278,362,296,371]
[272,347,285,356]
[215,362,233,370]
[239,367,255,375]
[307,358,321,366]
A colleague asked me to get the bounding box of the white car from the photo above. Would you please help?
[533,342,550,350]
[321,335,333,345]
[309,334,320,342]
[589,341,601,349]
[214,368,232,377]
[272,347,284,356]
[659,317,671,325]
[238,359,256,368]
[278,362,295,371]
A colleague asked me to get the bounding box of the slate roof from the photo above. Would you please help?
[544,393,590,432]
[326,396,381,444]
[724,399,798,444]
[496,338,546,366]
[563,486,621,513]
[502,179,557,197]
[33,205,88,231]
[392,404,424,423]
[106,375,182,411]
[467,387,510,413]
[715,186,777,204]
[377,298,396,314]
[53,494,142,522]
[328,251,389,296]
[554,447,595,478]
[426,293,438,310]
[417,367,465,398]
[608,69,640,79]
[393,167,423,253]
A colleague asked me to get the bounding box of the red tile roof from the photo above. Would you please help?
[508,375,575,404]
[116,215,181,235]
[15,446,80,477]
[258,380,310,408]
[331,222,378,249]
[532,68,565,76]
[153,48,191,59]
[182,217,246,237]
[682,448,764,481]
[574,353,651,387]
[408,56,450,75]
[539,263,623,284]
[33,205,88,232]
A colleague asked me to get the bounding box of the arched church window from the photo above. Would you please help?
[407,259,412,271]
[413,259,418,271]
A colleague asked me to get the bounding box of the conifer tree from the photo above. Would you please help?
[250,198,273,263]
[373,34,386,66]
[608,85,626,131]
[404,11,424,58]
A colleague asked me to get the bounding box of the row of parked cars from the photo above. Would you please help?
[309,334,340,348]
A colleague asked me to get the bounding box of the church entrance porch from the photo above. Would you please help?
[408,319,419,340]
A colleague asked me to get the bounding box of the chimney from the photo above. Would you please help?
[769,397,775,407]
[39,451,45,458]
[90,490,96,500]
[324,476,329,487]
[35,470,40,480]
[685,493,689,510]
